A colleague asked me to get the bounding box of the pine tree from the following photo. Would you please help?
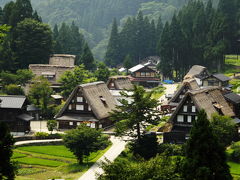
[0,122,15,180]
[182,110,232,180]
[105,18,120,67]
[156,16,163,42]
[123,54,133,73]
[79,43,96,71]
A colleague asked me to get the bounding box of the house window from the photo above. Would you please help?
[87,123,91,127]
[177,115,184,122]
[146,72,151,77]
[76,105,84,110]
[69,122,73,126]
[100,96,108,107]
[179,95,184,99]
[77,122,81,126]
[68,105,72,110]
[187,116,192,123]
[91,123,96,128]
[99,124,102,128]
[183,105,188,112]
[77,97,83,102]
[192,106,196,112]
[140,72,146,76]
[111,83,114,87]
[88,105,91,111]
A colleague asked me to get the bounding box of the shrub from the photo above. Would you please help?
[34,132,49,139]
[129,133,158,160]
[231,148,240,163]
[158,143,184,156]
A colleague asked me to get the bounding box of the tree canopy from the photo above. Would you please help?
[182,110,232,180]
[63,124,109,164]
[110,85,161,140]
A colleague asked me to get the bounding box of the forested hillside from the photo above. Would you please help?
[0,0,218,60]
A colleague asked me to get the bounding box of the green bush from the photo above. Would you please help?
[158,143,184,156]
[34,132,49,139]
[231,148,240,163]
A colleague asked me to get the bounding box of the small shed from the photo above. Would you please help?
[202,73,230,87]
[107,76,133,90]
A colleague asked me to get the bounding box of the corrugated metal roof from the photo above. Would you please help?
[129,64,144,73]
[0,96,26,109]
[213,74,230,82]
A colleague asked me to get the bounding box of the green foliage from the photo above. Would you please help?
[129,133,158,160]
[0,24,10,43]
[99,154,182,180]
[94,62,110,82]
[182,110,232,180]
[28,76,54,119]
[110,85,161,140]
[59,64,96,97]
[210,114,238,147]
[47,120,57,134]
[53,22,85,57]
[3,84,24,95]
[63,124,109,164]
[79,43,96,71]
[34,132,49,139]
[0,69,34,86]
[0,122,16,180]
[158,143,184,156]
[14,18,53,69]
[123,54,133,71]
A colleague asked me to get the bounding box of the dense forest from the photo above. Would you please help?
[0,0,219,60]
[106,0,240,79]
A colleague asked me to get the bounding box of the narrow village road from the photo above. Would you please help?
[159,83,178,102]
[79,136,127,180]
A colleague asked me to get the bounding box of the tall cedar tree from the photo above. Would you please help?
[110,85,161,140]
[182,110,232,180]
[79,43,96,71]
[123,54,133,72]
[14,18,53,69]
[105,18,120,67]
[0,122,15,180]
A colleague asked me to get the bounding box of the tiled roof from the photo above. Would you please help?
[0,95,26,109]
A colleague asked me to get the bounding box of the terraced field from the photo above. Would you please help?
[13,145,111,180]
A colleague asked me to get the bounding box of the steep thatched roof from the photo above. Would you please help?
[184,65,209,80]
[169,87,235,122]
[55,81,117,120]
[107,76,133,90]
[169,78,199,103]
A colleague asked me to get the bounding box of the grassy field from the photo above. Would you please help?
[13,144,111,180]
[224,55,240,76]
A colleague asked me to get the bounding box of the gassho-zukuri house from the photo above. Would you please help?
[163,87,236,144]
[55,81,117,129]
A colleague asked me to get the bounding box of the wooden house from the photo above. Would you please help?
[168,78,199,107]
[0,95,33,135]
[29,54,75,91]
[163,87,235,144]
[202,73,230,87]
[184,65,210,85]
[107,76,133,90]
[55,81,117,130]
[129,63,160,88]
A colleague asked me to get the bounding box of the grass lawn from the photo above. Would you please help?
[14,144,112,180]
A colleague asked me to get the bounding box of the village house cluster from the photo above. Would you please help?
[162,65,240,143]
[1,54,240,141]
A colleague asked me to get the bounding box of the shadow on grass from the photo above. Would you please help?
[62,162,95,173]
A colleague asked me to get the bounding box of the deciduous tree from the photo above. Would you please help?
[63,124,109,164]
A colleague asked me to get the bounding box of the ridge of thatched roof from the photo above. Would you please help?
[107,76,133,90]
[184,65,208,79]
[55,81,117,120]
[169,78,199,103]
